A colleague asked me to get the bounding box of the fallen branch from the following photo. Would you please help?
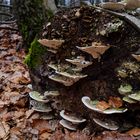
[94,6,140,32]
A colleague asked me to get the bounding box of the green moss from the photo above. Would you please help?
[13,0,47,49]
[46,9,54,21]
[24,38,47,68]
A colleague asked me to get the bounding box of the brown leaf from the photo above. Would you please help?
[126,127,140,136]
[10,127,21,136]
[39,132,52,140]
[32,119,58,134]
[14,110,25,119]
[25,109,35,119]
[96,101,111,111]
[108,96,123,108]
[2,112,14,122]
[0,121,10,139]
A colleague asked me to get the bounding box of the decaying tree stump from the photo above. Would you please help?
[14,1,140,136]
[25,6,140,134]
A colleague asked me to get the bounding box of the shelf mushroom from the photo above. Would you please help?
[59,119,77,131]
[48,63,87,80]
[128,92,140,101]
[65,56,92,69]
[30,100,52,113]
[29,91,50,103]
[38,39,64,50]
[59,110,86,131]
[60,110,86,124]
[48,63,87,86]
[123,96,137,104]
[99,2,125,11]
[55,71,87,80]
[118,84,133,95]
[44,91,60,97]
[76,42,110,59]
[132,54,140,62]
[81,96,127,114]
[93,118,119,131]
[48,73,75,86]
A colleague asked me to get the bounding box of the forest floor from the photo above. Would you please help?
[0,23,139,140]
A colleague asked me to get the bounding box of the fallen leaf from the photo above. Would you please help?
[25,109,35,119]
[39,132,52,140]
[96,101,111,111]
[0,121,10,139]
[2,112,14,122]
[32,119,58,134]
[126,127,140,136]
[108,96,123,108]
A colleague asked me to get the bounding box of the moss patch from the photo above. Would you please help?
[24,38,47,68]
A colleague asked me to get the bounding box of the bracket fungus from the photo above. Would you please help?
[82,96,127,114]
[93,118,119,131]
[48,63,87,86]
[48,73,75,86]
[65,56,92,69]
[118,84,133,95]
[55,71,87,80]
[76,42,110,59]
[100,2,125,11]
[44,91,60,97]
[123,96,137,104]
[132,54,140,62]
[30,100,52,113]
[38,39,64,49]
[59,119,77,131]
[60,110,86,124]
[29,91,50,103]
[128,92,140,101]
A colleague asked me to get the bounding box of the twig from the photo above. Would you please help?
[94,6,140,32]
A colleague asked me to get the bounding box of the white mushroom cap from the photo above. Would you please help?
[48,73,75,86]
[27,84,33,90]
[128,92,140,101]
[59,119,77,131]
[55,71,87,80]
[30,100,52,113]
[93,118,119,131]
[60,110,86,124]
[103,108,128,114]
[81,96,127,114]
[123,96,137,104]
[118,84,132,95]
[65,57,92,69]
[44,91,60,97]
[29,91,50,103]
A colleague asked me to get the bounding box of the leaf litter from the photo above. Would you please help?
[0,23,138,140]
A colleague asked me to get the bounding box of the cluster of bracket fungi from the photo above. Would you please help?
[28,6,140,133]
